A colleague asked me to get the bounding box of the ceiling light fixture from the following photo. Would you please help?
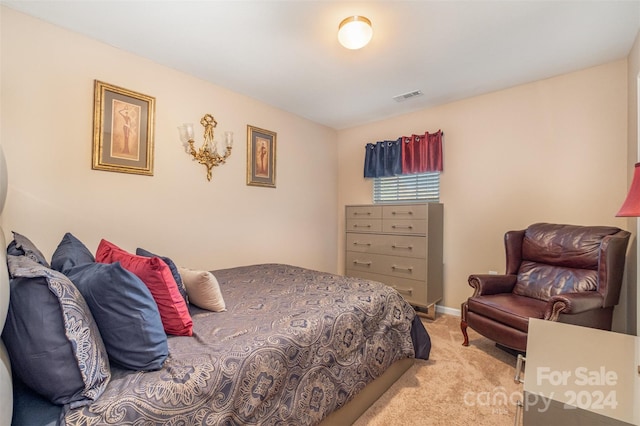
[338,16,372,50]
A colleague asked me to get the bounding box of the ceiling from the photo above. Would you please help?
[3,0,640,130]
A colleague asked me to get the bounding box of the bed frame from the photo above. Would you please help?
[0,143,414,425]
[319,357,413,425]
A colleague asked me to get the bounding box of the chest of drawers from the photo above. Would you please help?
[345,203,443,318]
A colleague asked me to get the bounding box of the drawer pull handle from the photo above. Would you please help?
[353,260,372,266]
[392,244,413,250]
[514,354,526,384]
[391,211,414,215]
[392,265,413,272]
[353,212,372,216]
[353,242,372,246]
[392,286,413,296]
[392,225,413,230]
[353,224,372,228]
[514,400,523,426]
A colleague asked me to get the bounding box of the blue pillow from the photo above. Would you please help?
[136,247,189,304]
[51,232,95,275]
[2,255,110,407]
[66,261,169,371]
[6,231,49,268]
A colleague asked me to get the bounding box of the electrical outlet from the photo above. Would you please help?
[488,270,498,275]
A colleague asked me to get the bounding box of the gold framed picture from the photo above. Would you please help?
[247,125,276,188]
[92,80,155,176]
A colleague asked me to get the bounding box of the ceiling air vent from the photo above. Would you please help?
[393,90,423,102]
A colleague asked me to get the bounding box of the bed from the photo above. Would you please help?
[0,155,431,426]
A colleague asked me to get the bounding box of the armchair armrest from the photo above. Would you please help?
[544,292,605,321]
[468,274,517,297]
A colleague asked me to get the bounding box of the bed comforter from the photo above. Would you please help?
[63,264,431,425]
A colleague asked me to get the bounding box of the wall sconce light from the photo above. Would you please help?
[178,114,233,181]
[338,15,373,50]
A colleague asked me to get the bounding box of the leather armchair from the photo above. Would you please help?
[461,223,630,353]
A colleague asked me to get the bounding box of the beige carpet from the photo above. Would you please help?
[353,314,523,426]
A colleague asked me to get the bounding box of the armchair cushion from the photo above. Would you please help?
[512,223,620,301]
[468,294,546,333]
[513,261,597,301]
[520,223,620,269]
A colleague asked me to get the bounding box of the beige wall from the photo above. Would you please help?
[337,61,631,331]
[0,7,339,273]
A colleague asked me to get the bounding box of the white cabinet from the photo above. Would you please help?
[518,319,639,425]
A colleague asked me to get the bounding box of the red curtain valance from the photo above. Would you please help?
[401,130,443,174]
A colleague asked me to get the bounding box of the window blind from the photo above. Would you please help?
[373,172,440,203]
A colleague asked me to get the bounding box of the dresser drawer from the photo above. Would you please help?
[345,270,429,308]
[346,205,382,219]
[346,218,382,233]
[382,219,427,235]
[346,233,426,258]
[382,204,427,220]
[345,251,426,281]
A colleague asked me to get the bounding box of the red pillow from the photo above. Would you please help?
[96,239,193,336]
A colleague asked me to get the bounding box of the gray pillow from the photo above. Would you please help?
[6,231,49,268]
[2,255,110,407]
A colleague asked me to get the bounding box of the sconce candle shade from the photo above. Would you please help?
[338,16,372,50]
[178,124,194,143]
[616,162,640,217]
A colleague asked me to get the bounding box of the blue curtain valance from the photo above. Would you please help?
[363,139,402,178]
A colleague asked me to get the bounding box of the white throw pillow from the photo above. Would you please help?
[177,267,226,312]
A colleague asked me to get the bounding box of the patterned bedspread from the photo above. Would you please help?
[64,264,430,425]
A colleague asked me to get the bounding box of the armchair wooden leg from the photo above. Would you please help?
[461,320,469,346]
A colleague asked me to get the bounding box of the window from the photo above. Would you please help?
[373,172,440,203]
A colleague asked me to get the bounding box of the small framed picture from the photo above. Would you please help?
[92,80,155,176]
[247,125,276,188]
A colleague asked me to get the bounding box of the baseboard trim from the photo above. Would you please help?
[436,304,461,317]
